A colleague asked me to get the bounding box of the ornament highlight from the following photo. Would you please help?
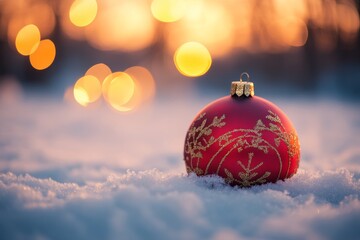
[183,73,300,187]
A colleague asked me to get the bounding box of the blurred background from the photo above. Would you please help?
[0,0,360,111]
[1,3,360,239]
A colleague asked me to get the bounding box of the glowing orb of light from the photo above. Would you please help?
[163,1,235,58]
[29,39,56,70]
[102,72,123,101]
[337,3,360,34]
[106,73,135,112]
[69,0,98,27]
[277,17,308,47]
[85,63,112,83]
[124,66,156,108]
[151,0,187,23]
[73,75,102,106]
[174,41,212,77]
[8,3,55,44]
[15,24,41,56]
[85,0,155,52]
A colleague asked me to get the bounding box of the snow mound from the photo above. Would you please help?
[1,97,360,239]
[1,169,359,240]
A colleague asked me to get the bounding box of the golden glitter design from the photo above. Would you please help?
[224,152,271,186]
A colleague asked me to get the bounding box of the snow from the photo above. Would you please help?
[0,93,360,240]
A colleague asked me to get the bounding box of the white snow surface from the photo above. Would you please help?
[0,94,360,240]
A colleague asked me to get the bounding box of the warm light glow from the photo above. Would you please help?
[85,63,112,83]
[165,1,235,57]
[3,0,360,59]
[29,39,56,70]
[59,0,86,40]
[69,0,98,27]
[73,87,90,106]
[273,0,308,20]
[337,3,360,34]
[101,68,155,111]
[278,17,308,47]
[102,72,123,101]
[85,0,155,51]
[105,73,135,112]
[124,66,156,109]
[174,42,212,77]
[15,24,41,56]
[151,0,187,22]
[61,11,86,40]
[28,2,56,37]
[73,75,102,106]
[232,1,252,49]
[7,2,56,45]
[271,0,309,48]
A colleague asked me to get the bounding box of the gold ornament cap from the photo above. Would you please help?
[230,72,254,97]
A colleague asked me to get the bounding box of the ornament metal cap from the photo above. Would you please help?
[230,72,255,97]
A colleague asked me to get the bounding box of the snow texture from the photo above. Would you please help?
[0,93,360,240]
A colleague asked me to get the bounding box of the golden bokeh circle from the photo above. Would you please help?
[69,0,98,27]
[15,24,41,56]
[29,39,56,70]
[105,73,136,111]
[174,41,212,77]
[73,75,102,106]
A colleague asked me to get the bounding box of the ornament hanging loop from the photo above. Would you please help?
[230,72,255,97]
[240,72,250,82]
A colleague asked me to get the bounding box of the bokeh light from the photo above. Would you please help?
[164,0,235,57]
[337,3,360,42]
[174,42,212,77]
[277,17,308,47]
[85,63,112,83]
[1,0,359,57]
[100,68,155,112]
[15,24,41,56]
[105,73,135,112]
[69,0,98,27]
[73,87,91,107]
[1,0,360,107]
[29,39,56,70]
[59,0,86,40]
[6,2,55,46]
[151,0,187,23]
[102,72,123,101]
[73,75,102,106]
[124,66,156,109]
[85,0,155,52]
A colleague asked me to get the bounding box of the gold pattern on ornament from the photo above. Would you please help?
[184,113,226,172]
[184,110,300,185]
[224,152,271,187]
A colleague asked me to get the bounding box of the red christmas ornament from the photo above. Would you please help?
[184,73,300,187]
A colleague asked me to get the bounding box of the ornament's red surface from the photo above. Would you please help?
[184,96,300,186]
